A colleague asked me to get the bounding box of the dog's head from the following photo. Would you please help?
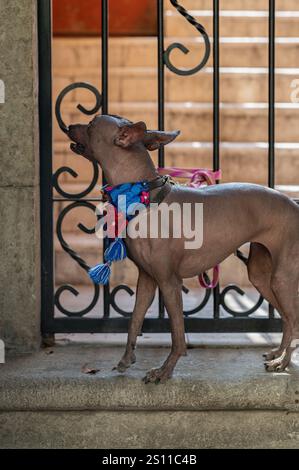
[68,114,180,165]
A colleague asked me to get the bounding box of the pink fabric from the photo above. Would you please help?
[158,167,221,186]
[198,265,219,290]
[157,167,221,289]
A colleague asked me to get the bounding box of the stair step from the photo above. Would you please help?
[55,102,299,143]
[166,10,299,37]
[53,37,299,69]
[54,141,299,187]
[53,66,299,105]
[182,0,299,10]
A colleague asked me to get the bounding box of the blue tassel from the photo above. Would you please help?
[104,238,127,262]
[89,263,111,285]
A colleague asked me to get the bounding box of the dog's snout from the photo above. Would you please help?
[68,124,88,146]
[68,125,78,141]
[68,123,90,158]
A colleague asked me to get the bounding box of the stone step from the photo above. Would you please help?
[54,141,299,186]
[166,10,299,37]
[2,346,299,449]
[182,0,299,10]
[53,37,299,69]
[53,66,299,105]
[54,102,299,143]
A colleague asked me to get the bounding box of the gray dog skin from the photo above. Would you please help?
[68,114,299,383]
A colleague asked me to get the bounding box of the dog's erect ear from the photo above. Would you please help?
[114,121,147,148]
[143,130,180,151]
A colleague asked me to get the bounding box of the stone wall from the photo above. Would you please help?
[0,0,40,353]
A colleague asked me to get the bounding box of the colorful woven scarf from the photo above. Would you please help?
[89,181,150,285]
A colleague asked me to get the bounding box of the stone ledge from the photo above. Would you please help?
[1,410,299,449]
[1,344,299,412]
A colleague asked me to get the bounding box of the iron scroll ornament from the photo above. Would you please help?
[218,252,265,317]
[164,0,211,76]
[55,82,102,134]
[54,83,102,199]
[55,201,100,317]
[109,283,212,318]
[220,285,264,318]
[54,82,102,317]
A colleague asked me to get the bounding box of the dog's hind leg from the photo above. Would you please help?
[264,255,299,372]
[247,243,285,361]
[113,269,156,373]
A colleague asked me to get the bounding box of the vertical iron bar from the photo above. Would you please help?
[38,0,54,335]
[102,0,109,115]
[102,0,110,317]
[268,0,275,190]
[157,0,165,318]
[213,0,220,174]
[268,0,275,318]
[213,0,220,319]
[158,0,165,157]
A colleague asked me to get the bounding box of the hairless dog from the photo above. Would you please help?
[68,114,299,383]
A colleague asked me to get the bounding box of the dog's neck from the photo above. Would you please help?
[98,145,159,185]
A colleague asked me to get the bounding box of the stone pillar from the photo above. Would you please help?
[0,0,40,353]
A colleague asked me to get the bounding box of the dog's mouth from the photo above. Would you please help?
[70,142,86,156]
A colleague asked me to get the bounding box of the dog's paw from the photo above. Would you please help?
[263,348,282,361]
[142,367,172,385]
[112,352,136,373]
[264,353,289,372]
[112,362,128,373]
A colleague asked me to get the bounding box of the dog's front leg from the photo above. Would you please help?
[113,269,157,373]
[143,276,187,384]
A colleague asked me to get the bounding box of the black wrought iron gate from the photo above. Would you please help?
[39,0,282,335]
